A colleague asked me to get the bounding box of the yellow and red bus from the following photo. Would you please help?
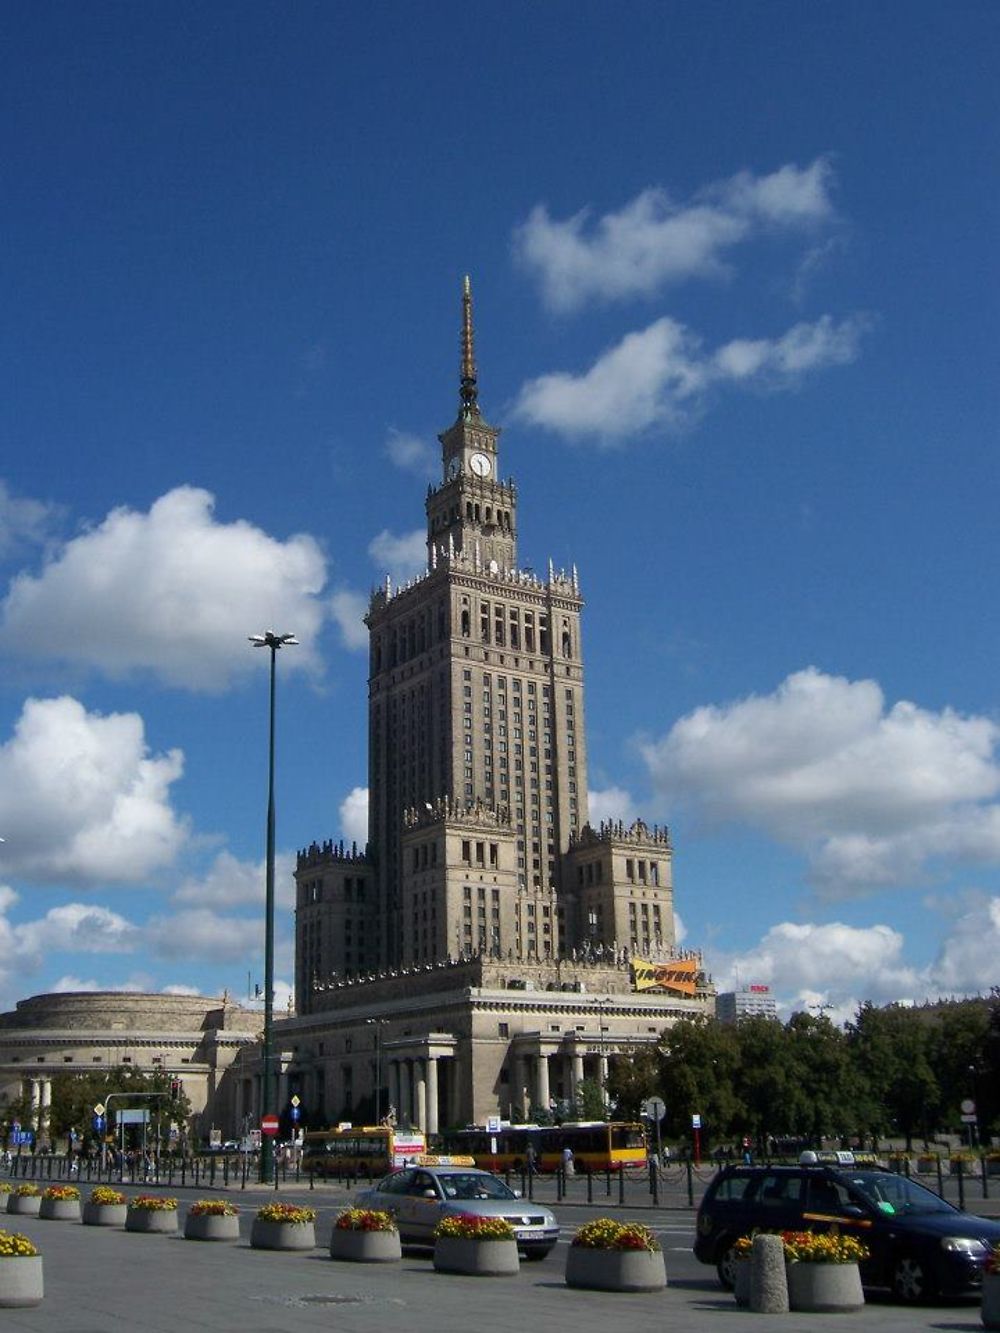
[300,1125,426,1177]
[445,1121,647,1173]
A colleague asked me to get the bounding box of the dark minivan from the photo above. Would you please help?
[694,1157,1000,1302]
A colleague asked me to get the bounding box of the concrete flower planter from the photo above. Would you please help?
[184,1212,240,1242]
[786,1262,864,1313]
[565,1245,667,1292]
[433,1236,519,1276]
[125,1207,178,1234]
[982,1273,1000,1330]
[330,1228,402,1263]
[40,1198,82,1222]
[0,1256,44,1308]
[83,1202,127,1227]
[6,1195,41,1218]
[250,1219,315,1251]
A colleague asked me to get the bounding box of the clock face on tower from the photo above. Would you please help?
[469,451,492,478]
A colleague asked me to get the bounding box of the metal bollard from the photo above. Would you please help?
[308,1165,314,1191]
[686,1159,694,1207]
[649,1159,659,1207]
[618,1165,625,1207]
[605,1167,612,1197]
[586,1167,593,1204]
[936,1155,944,1199]
[956,1157,966,1212]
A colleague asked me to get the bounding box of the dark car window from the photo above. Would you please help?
[710,1172,756,1201]
[846,1171,954,1215]
[407,1171,439,1197]
[440,1172,515,1201]
[806,1176,853,1213]
[379,1169,416,1195]
[753,1173,803,1207]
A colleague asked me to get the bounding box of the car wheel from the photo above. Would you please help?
[892,1254,933,1304]
[716,1241,742,1291]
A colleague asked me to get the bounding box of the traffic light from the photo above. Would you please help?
[169,1078,181,1101]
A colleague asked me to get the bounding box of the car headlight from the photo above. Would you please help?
[940,1237,988,1255]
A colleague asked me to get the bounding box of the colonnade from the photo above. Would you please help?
[387,1051,452,1135]
[512,1046,611,1118]
[22,1077,53,1141]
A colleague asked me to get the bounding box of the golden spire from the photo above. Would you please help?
[459,274,479,417]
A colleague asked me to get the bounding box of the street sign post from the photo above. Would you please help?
[641,1097,666,1164]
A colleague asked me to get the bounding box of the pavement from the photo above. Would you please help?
[0,1187,992,1333]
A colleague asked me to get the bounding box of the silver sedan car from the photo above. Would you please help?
[355,1162,559,1259]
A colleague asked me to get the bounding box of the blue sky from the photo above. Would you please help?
[1,2,998,1022]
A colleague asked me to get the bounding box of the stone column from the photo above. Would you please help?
[535,1052,550,1111]
[572,1052,584,1099]
[398,1060,412,1126]
[425,1055,439,1136]
[414,1059,427,1133]
[29,1078,41,1132]
[40,1079,52,1145]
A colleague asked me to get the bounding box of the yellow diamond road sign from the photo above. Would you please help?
[93,1102,105,1116]
[290,1095,300,1107]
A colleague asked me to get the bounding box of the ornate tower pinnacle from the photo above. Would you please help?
[459,274,479,418]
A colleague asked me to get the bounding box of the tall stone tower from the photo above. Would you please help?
[294,280,676,1013]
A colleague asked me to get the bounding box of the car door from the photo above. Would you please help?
[804,1174,881,1286]
[370,1168,415,1230]
[396,1169,443,1241]
[748,1170,807,1233]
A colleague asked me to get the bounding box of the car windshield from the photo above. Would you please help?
[846,1171,954,1215]
[438,1172,514,1201]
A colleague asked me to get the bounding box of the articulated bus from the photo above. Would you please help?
[445,1121,647,1174]
[300,1125,426,1178]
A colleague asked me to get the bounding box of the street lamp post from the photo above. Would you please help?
[367,1019,386,1124]
[250,630,297,1183]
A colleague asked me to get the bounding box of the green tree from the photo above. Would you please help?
[606,1044,663,1119]
[47,1067,192,1151]
[846,1003,939,1148]
[659,1017,743,1148]
[784,1012,861,1143]
[572,1078,607,1121]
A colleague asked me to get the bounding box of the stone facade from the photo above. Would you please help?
[0,991,261,1144]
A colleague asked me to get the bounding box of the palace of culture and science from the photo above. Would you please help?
[257,280,714,1136]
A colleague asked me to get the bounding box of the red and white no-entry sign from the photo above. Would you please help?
[261,1114,280,1136]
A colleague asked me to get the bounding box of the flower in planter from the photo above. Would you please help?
[42,1185,80,1201]
[0,1184,10,1195]
[255,1202,316,1225]
[335,1207,396,1233]
[0,1230,39,1258]
[570,1218,661,1253]
[189,1200,239,1217]
[89,1187,126,1206]
[434,1213,515,1241]
[128,1195,178,1212]
[985,1242,1000,1277]
[13,1185,41,1198]
[780,1230,869,1264]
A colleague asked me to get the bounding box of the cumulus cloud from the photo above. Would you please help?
[339,786,369,847]
[172,849,296,909]
[588,786,639,827]
[14,903,139,963]
[0,695,187,885]
[514,314,867,442]
[711,901,1000,1022]
[368,528,427,581]
[329,588,369,652]
[0,480,59,559]
[144,908,264,962]
[515,159,835,311]
[642,667,1000,893]
[385,429,437,477]
[0,486,327,691]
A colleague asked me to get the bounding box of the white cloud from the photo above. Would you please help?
[48,974,148,994]
[0,480,59,559]
[172,849,296,909]
[385,429,437,477]
[368,528,427,581]
[930,894,1000,994]
[329,588,369,652]
[144,908,265,962]
[515,159,835,312]
[587,786,639,827]
[14,903,139,963]
[339,786,369,847]
[642,667,1000,893]
[0,486,327,691]
[514,314,866,443]
[0,695,187,885]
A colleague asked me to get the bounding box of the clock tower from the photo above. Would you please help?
[426,276,517,575]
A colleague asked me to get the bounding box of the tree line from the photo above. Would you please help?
[607,992,999,1152]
